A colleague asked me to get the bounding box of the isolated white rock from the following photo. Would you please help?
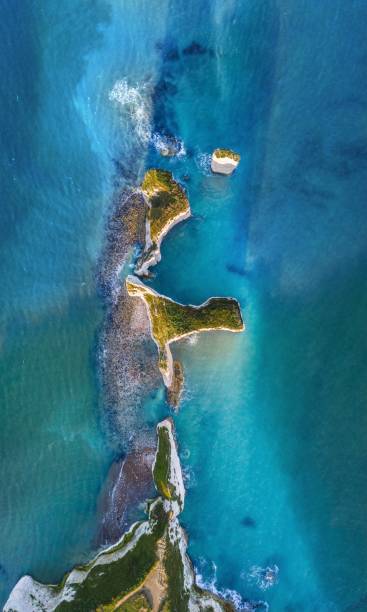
[211,148,240,175]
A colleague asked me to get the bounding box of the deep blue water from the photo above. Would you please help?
[1,1,367,610]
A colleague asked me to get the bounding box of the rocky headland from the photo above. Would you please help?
[135,169,191,277]
[5,151,249,610]
[4,420,236,612]
[126,275,244,389]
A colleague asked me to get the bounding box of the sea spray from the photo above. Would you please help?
[109,78,153,144]
[195,559,269,611]
[109,78,186,157]
[151,131,186,157]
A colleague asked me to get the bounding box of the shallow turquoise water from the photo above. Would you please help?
[143,1,367,609]
[0,1,113,602]
[1,1,367,610]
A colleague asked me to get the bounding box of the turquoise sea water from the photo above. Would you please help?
[1,1,367,610]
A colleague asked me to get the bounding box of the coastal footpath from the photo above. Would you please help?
[4,420,234,612]
[126,275,244,394]
[135,169,191,277]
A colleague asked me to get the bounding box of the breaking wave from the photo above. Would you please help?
[151,131,186,157]
[109,79,186,157]
[195,151,212,175]
[109,79,152,143]
[186,333,198,345]
[195,559,269,611]
[244,565,279,592]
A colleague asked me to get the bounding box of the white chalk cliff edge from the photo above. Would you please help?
[211,148,240,175]
[4,419,236,612]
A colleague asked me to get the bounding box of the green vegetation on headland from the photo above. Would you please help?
[4,420,234,612]
[153,419,184,511]
[126,275,244,388]
[4,158,247,611]
[213,148,240,161]
[141,169,190,245]
[153,424,173,501]
[135,169,190,276]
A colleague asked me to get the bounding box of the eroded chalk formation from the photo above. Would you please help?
[4,420,236,612]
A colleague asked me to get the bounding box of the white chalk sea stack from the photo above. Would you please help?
[211,148,240,175]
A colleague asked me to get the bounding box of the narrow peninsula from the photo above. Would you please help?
[5,420,235,612]
[135,169,191,277]
[126,275,244,391]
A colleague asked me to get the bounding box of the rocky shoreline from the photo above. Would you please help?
[5,420,240,612]
[135,169,191,277]
[4,158,255,610]
[96,187,162,544]
[98,189,161,447]
[126,275,244,389]
[211,148,240,175]
[97,446,156,546]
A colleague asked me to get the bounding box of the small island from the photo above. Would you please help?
[211,148,240,175]
[5,420,235,612]
[135,169,191,276]
[126,275,244,390]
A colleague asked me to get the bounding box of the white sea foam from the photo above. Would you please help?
[245,564,279,592]
[109,80,186,158]
[195,559,269,611]
[109,79,152,143]
[151,132,186,157]
[195,152,212,176]
[182,465,197,489]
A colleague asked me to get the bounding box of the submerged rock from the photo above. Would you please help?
[97,187,162,449]
[152,133,185,157]
[241,516,256,528]
[211,148,241,175]
[97,446,156,546]
[183,41,207,55]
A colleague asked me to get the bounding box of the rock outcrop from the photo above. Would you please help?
[126,275,244,389]
[211,149,240,175]
[135,169,190,277]
[4,420,236,612]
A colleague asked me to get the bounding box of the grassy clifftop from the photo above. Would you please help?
[153,419,185,511]
[126,275,244,387]
[4,421,235,612]
[126,276,243,346]
[141,169,190,245]
[213,148,240,161]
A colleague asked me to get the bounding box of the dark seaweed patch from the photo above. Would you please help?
[183,41,207,55]
[227,263,249,277]
[241,516,256,528]
[155,39,180,62]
